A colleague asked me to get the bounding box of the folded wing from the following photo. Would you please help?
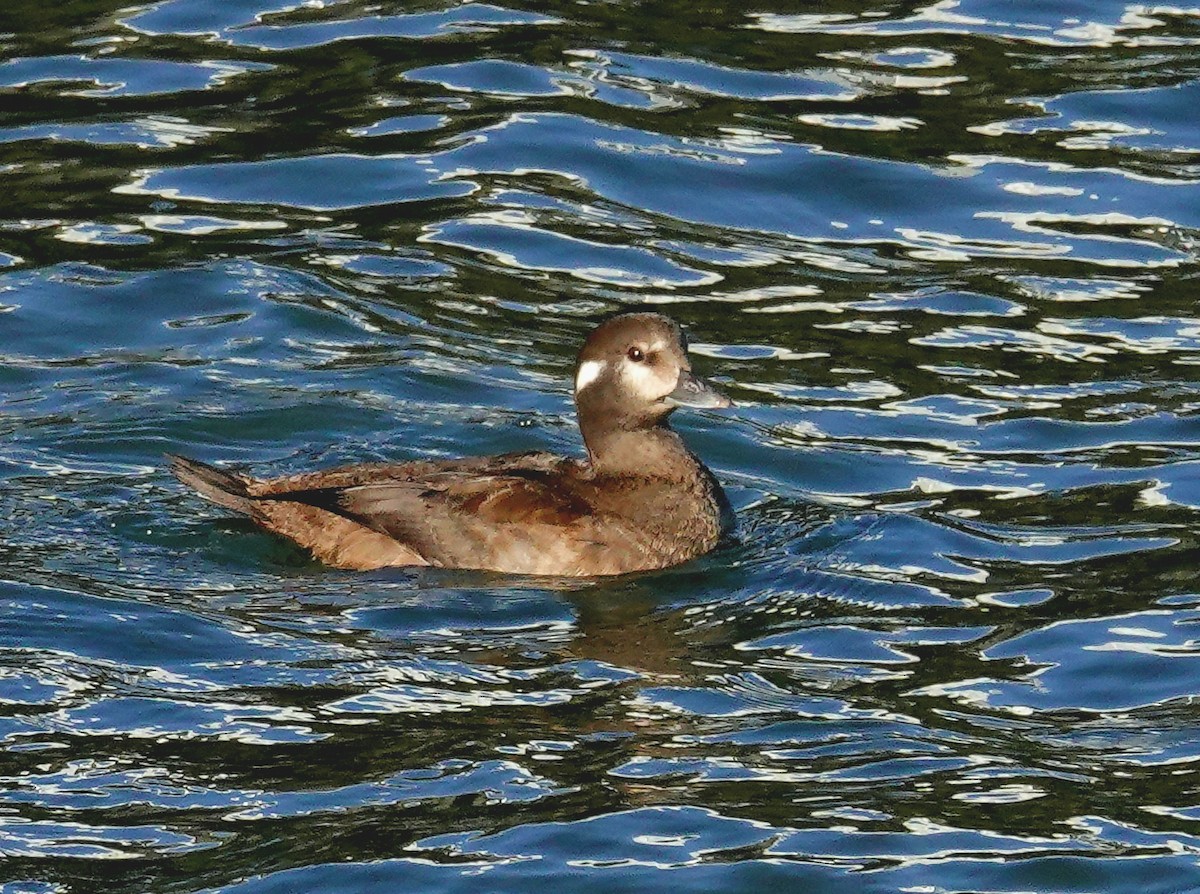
[299,468,620,574]
[172,453,648,575]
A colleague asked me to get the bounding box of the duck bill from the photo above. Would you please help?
[663,369,732,409]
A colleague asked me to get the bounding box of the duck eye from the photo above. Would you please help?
[627,346,645,363]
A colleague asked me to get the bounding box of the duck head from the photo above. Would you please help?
[572,312,730,460]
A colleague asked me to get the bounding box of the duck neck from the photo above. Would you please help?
[581,421,698,479]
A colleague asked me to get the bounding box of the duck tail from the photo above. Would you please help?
[167,454,256,515]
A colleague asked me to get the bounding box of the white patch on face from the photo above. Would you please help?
[624,358,663,398]
[574,359,606,394]
[623,338,674,400]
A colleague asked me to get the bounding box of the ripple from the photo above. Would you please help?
[54,223,153,246]
[742,624,992,665]
[913,610,1200,714]
[123,2,559,48]
[440,114,1200,266]
[0,260,379,369]
[203,807,1200,891]
[824,46,958,69]
[347,114,451,138]
[1040,315,1200,355]
[852,288,1025,317]
[138,215,288,235]
[1007,275,1153,303]
[638,672,891,720]
[0,756,566,819]
[568,50,860,103]
[0,116,226,149]
[749,0,1200,48]
[312,251,453,280]
[0,817,203,859]
[406,60,577,99]
[976,80,1200,155]
[912,323,1121,361]
[0,55,268,97]
[798,114,923,132]
[118,153,476,212]
[768,817,1093,861]
[422,211,720,287]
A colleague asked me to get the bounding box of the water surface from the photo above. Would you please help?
[2,0,1200,891]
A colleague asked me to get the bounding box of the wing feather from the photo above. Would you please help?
[268,461,609,572]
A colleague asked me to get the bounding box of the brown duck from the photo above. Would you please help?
[169,312,732,576]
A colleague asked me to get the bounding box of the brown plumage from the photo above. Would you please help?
[169,312,733,576]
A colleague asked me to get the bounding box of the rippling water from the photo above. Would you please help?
[3,0,1200,891]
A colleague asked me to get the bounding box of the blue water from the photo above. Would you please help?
[2,0,1200,891]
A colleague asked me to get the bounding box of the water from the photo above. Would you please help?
[2,0,1199,891]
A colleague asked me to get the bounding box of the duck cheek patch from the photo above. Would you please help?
[574,359,606,394]
[624,358,669,400]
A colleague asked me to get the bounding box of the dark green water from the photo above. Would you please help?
[2,1,1200,891]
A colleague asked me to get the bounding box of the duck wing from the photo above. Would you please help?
[170,452,609,573]
[292,464,609,574]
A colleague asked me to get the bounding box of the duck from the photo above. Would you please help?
[168,311,733,576]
